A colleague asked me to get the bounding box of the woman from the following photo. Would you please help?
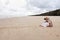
[40,17,53,27]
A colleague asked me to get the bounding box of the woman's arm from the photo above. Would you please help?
[48,20,53,27]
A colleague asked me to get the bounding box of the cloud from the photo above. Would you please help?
[0,0,28,18]
[28,0,60,11]
[0,0,60,18]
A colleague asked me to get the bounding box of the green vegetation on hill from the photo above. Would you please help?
[31,9,60,16]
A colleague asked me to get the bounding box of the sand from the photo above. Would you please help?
[0,16,60,40]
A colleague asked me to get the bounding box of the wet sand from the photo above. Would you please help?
[0,16,60,40]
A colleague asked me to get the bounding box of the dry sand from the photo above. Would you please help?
[0,16,60,40]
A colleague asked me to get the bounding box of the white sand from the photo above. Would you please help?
[0,16,60,40]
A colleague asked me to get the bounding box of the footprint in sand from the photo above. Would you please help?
[56,35,60,37]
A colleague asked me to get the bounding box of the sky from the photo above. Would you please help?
[0,0,60,18]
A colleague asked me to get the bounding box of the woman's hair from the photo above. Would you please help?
[44,18,46,20]
[44,17,49,20]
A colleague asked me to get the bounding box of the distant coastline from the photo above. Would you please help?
[31,9,60,16]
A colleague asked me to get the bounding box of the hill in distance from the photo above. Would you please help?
[31,9,60,16]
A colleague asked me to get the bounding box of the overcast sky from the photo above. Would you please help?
[0,0,60,18]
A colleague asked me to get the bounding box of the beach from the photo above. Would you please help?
[0,16,60,40]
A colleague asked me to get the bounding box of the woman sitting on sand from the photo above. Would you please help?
[40,17,53,27]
